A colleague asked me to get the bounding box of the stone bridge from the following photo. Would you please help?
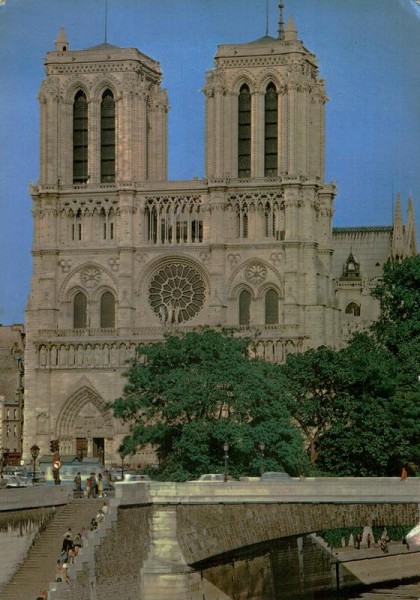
[105,477,420,599]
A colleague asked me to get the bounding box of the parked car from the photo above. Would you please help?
[260,471,291,481]
[120,473,151,483]
[194,474,232,482]
[4,475,32,488]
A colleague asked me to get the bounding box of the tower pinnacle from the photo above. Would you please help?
[278,2,285,40]
[54,27,69,52]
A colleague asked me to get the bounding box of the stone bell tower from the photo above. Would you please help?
[202,6,338,351]
[24,29,169,463]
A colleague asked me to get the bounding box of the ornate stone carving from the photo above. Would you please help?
[81,266,101,289]
[108,257,120,271]
[59,259,72,273]
[148,263,206,324]
[245,261,267,285]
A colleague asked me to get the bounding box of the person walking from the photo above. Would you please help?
[97,473,104,498]
[74,472,82,497]
[401,466,408,481]
[355,532,362,549]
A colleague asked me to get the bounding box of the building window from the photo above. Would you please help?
[73,91,88,183]
[238,84,251,177]
[74,292,87,329]
[100,292,115,328]
[239,290,251,325]
[101,90,115,183]
[345,302,361,317]
[265,289,279,325]
[264,83,278,176]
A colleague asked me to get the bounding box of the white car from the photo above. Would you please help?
[4,475,32,488]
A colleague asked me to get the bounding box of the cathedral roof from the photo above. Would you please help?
[249,35,278,44]
[86,42,121,51]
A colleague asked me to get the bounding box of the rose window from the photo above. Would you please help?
[149,263,206,324]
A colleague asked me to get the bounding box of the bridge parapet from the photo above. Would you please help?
[115,477,420,506]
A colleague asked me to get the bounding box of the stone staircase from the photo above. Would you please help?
[1,497,105,600]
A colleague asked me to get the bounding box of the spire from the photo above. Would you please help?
[278,2,285,40]
[392,193,404,259]
[54,27,69,52]
[284,16,297,41]
[404,195,418,255]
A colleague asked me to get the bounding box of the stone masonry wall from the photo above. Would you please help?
[177,503,418,565]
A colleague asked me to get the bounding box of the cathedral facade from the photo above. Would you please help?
[23,17,417,463]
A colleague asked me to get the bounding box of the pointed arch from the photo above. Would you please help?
[56,384,114,440]
[264,82,278,176]
[73,90,88,183]
[265,288,279,324]
[239,289,251,325]
[238,84,251,178]
[73,292,87,329]
[101,89,116,183]
[100,291,115,328]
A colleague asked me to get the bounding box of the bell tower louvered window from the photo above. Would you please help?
[73,91,88,183]
[264,83,278,176]
[73,292,87,329]
[100,292,115,328]
[238,85,251,177]
[239,290,251,325]
[101,90,115,183]
[265,289,279,325]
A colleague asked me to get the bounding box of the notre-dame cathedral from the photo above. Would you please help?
[23,13,417,463]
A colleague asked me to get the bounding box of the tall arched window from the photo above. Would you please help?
[101,90,115,183]
[264,83,278,176]
[238,84,251,177]
[345,302,361,317]
[265,289,279,325]
[239,290,251,325]
[100,292,115,328]
[73,91,88,183]
[73,292,87,329]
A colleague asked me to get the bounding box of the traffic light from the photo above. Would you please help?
[49,439,60,453]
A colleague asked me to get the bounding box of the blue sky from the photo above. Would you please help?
[0,0,419,324]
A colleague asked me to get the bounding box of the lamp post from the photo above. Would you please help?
[223,442,229,482]
[259,442,265,476]
[30,444,40,484]
[118,448,126,481]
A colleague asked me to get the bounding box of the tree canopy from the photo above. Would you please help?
[112,329,307,480]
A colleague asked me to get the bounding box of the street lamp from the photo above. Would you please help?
[259,442,265,476]
[30,444,40,484]
[223,442,229,482]
[118,448,126,481]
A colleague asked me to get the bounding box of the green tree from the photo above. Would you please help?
[281,346,348,463]
[111,329,307,480]
[282,334,407,475]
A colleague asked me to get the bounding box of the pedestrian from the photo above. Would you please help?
[74,472,82,497]
[73,532,82,550]
[401,466,408,481]
[62,534,72,555]
[96,509,104,523]
[367,533,372,548]
[97,473,104,498]
[91,472,98,497]
[85,475,91,498]
[81,527,88,545]
[67,545,76,564]
[101,501,109,515]
[63,527,73,541]
[355,532,362,549]
[89,517,98,531]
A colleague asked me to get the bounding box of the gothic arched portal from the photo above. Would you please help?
[55,384,115,460]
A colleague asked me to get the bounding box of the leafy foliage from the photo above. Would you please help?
[112,330,307,480]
